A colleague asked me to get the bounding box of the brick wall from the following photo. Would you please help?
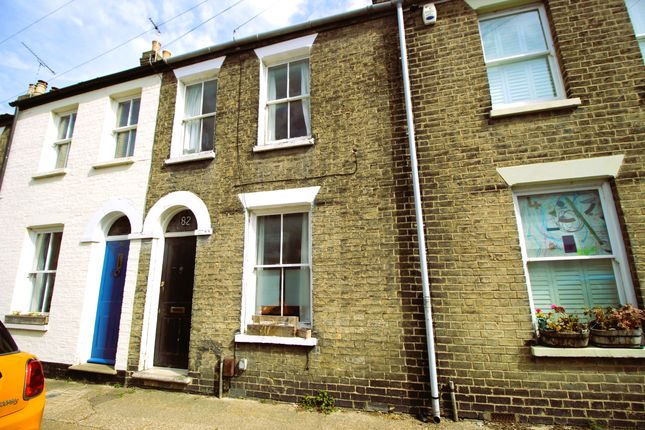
[127,15,435,412]
[399,0,645,427]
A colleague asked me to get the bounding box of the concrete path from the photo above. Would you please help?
[41,379,579,430]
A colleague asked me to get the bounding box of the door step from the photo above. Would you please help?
[69,363,117,375]
[131,368,192,389]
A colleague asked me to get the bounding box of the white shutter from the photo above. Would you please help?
[529,260,619,315]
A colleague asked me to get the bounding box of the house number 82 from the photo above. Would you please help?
[180,216,192,226]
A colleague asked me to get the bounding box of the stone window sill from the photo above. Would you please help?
[253,137,314,153]
[165,151,215,165]
[235,333,317,347]
[531,345,645,358]
[490,98,582,118]
[32,168,68,180]
[4,323,48,332]
[92,157,136,169]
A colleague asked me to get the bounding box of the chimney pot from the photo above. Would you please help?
[152,40,161,53]
[34,80,48,95]
[28,84,36,95]
[162,50,172,59]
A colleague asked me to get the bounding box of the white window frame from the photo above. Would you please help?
[53,110,76,169]
[254,34,317,152]
[113,96,141,158]
[512,181,636,324]
[237,187,319,346]
[166,57,224,165]
[478,4,581,117]
[625,0,645,63]
[26,227,64,314]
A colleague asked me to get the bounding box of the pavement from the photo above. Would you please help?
[42,379,584,430]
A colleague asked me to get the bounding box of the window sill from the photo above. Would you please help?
[253,137,314,153]
[235,333,317,347]
[490,98,582,118]
[531,345,645,358]
[92,157,136,169]
[31,168,68,180]
[165,151,215,165]
[4,323,48,332]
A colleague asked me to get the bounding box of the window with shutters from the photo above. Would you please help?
[513,183,636,317]
[478,4,566,109]
[625,0,645,63]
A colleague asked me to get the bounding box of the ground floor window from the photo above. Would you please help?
[29,230,63,313]
[255,212,310,320]
[514,183,635,315]
[238,187,319,334]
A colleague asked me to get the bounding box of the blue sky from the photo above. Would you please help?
[0,0,371,114]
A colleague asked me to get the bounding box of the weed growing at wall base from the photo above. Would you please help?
[299,390,335,414]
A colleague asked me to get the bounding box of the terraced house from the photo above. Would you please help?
[1,1,643,428]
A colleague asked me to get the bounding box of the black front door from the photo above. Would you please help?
[154,236,196,369]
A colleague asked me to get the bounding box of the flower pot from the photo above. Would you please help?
[539,329,589,347]
[590,328,642,348]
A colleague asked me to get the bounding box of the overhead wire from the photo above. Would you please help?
[164,0,246,48]
[1,0,232,107]
[0,0,77,47]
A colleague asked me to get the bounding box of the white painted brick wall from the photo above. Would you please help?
[0,74,161,370]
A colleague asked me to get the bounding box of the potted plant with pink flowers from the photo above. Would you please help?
[584,304,644,348]
[535,305,589,348]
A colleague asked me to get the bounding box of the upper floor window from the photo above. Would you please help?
[54,112,76,168]
[254,34,317,152]
[266,59,310,143]
[626,0,645,63]
[114,98,140,158]
[182,79,217,155]
[28,230,63,313]
[166,57,224,164]
[478,4,565,108]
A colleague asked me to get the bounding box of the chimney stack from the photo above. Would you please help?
[140,40,165,65]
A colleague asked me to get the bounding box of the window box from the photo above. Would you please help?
[4,313,49,326]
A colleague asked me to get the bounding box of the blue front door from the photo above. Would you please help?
[89,240,130,365]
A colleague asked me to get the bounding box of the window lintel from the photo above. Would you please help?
[497,155,624,187]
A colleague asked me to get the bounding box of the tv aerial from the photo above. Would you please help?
[21,42,55,76]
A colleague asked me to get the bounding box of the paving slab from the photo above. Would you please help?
[42,379,586,430]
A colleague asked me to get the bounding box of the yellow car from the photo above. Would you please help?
[0,321,45,430]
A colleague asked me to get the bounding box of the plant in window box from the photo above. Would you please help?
[4,311,49,325]
[535,305,589,348]
[584,304,644,348]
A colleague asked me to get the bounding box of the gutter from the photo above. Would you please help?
[395,0,441,423]
[165,1,398,65]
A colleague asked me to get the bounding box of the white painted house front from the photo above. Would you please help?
[0,74,161,372]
